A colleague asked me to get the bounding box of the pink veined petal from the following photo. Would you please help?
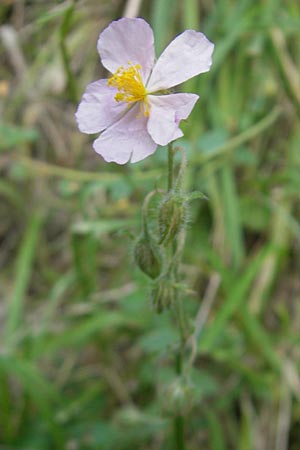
[147,93,199,146]
[97,18,155,82]
[93,104,157,164]
[147,30,214,92]
[75,80,126,134]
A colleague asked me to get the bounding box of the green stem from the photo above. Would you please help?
[174,147,187,191]
[168,144,174,191]
[168,144,186,450]
[174,349,186,450]
[174,415,186,450]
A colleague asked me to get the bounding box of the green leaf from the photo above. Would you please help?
[0,123,38,151]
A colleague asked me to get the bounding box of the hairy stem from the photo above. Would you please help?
[168,144,174,191]
[174,415,186,450]
[168,144,187,450]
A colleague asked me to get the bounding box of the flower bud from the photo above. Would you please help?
[134,234,162,279]
[161,377,196,416]
[151,275,176,313]
[158,194,186,245]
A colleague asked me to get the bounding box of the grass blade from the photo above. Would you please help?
[5,212,44,346]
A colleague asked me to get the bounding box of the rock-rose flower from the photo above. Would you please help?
[76,18,214,164]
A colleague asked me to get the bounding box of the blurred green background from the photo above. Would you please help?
[1,0,300,449]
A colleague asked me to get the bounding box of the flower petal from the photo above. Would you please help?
[147,93,199,146]
[97,18,155,82]
[147,30,214,92]
[93,104,157,164]
[75,80,126,134]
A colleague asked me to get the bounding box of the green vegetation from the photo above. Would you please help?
[1,0,300,449]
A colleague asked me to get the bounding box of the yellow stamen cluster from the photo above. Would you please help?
[107,62,149,116]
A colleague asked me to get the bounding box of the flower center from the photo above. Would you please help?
[107,62,149,115]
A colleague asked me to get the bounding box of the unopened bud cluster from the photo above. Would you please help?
[133,148,204,313]
[133,187,188,313]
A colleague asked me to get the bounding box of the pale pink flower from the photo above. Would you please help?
[76,18,214,164]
